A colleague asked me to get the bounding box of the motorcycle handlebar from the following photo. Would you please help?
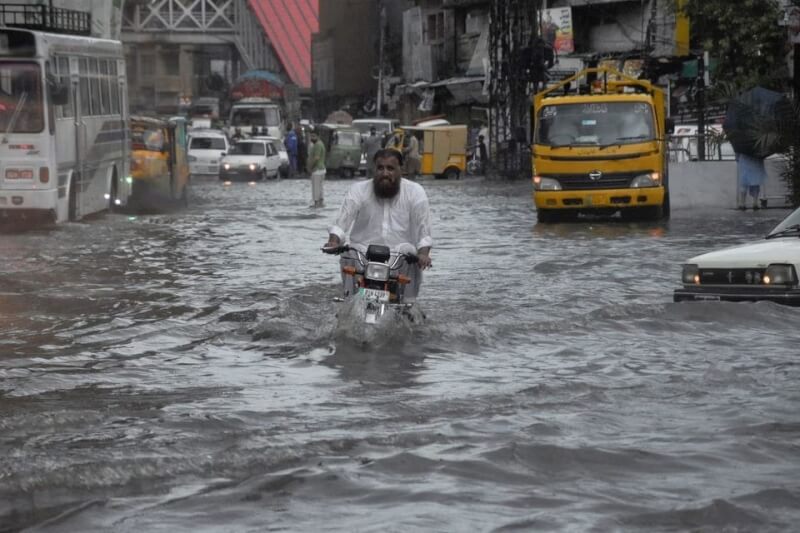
[322,244,418,266]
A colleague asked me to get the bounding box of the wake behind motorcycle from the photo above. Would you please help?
[322,243,423,326]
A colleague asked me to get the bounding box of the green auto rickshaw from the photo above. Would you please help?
[317,123,363,178]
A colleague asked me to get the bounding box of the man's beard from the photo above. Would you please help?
[374,176,400,198]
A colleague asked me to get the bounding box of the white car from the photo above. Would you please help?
[252,135,290,178]
[219,139,281,181]
[674,207,800,305]
[188,129,229,176]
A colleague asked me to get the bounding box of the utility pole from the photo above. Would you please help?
[696,51,706,161]
[376,1,386,118]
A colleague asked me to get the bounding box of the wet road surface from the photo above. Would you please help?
[1,176,799,532]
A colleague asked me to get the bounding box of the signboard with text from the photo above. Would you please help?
[541,7,574,54]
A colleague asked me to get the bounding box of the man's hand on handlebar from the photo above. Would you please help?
[417,247,432,270]
[322,234,344,254]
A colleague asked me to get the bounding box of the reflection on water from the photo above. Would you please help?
[1,178,799,531]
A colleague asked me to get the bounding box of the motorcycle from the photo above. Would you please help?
[322,243,423,326]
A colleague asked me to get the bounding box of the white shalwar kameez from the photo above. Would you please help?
[328,178,433,300]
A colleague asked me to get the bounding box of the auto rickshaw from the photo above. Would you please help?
[316,123,362,178]
[395,124,467,179]
[130,116,190,210]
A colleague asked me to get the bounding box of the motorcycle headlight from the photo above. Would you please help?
[682,264,700,285]
[763,264,798,286]
[630,172,661,188]
[533,176,562,191]
[249,163,258,171]
[365,263,390,281]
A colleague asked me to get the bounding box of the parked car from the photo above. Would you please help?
[187,129,229,176]
[674,206,800,305]
[252,135,290,178]
[669,124,735,162]
[219,139,281,181]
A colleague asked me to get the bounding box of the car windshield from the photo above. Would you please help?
[353,121,390,135]
[190,137,226,150]
[229,142,265,155]
[231,106,280,127]
[0,61,44,134]
[536,102,655,146]
[767,207,800,237]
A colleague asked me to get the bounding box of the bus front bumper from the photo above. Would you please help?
[533,187,664,210]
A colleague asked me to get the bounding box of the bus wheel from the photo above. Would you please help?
[444,167,460,180]
[108,171,119,212]
[68,175,78,222]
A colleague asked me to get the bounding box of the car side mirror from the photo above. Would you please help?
[220,151,226,156]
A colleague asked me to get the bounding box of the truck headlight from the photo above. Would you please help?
[763,264,797,285]
[630,172,660,188]
[682,264,700,284]
[223,163,230,170]
[533,176,562,191]
[249,163,258,171]
[365,263,390,281]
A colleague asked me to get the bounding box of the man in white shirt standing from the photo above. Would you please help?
[324,149,433,300]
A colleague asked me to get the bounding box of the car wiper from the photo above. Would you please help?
[615,135,650,141]
[1,91,28,144]
[765,223,800,239]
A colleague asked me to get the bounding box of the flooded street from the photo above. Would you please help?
[1,176,799,532]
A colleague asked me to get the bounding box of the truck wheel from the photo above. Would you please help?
[108,170,119,213]
[662,191,671,220]
[444,167,460,180]
[536,208,559,223]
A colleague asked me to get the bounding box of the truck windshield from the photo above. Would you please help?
[0,61,44,134]
[536,102,655,146]
[231,107,280,127]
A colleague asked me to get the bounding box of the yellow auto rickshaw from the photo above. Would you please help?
[394,124,467,179]
[129,115,190,210]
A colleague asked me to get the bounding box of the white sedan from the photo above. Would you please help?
[187,129,229,175]
[252,135,290,178]
[219,140,281,181]
[674,207,800,305]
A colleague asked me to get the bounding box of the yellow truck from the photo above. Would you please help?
[531,67,672,222]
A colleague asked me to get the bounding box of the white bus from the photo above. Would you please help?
[0,26,130,223]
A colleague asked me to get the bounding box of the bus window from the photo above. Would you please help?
[0,61,44,133]
[99,59,110,115]
[79,58,90,116]
[55,56,72,118]
[108,60,119,114]
[88,58,100,116]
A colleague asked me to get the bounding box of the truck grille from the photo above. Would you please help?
[553,172,640,190]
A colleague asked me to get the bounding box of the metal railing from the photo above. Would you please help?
[668,132,735,163]
[0,4,91,36]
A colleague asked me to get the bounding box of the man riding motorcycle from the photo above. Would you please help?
[324,149,433,301]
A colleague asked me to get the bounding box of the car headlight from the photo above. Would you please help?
[763,264,798,285]
[188,155,197,162]
[223,163,230,170]
[682,264,700,284]
[249,163,258,171]
[630,172,661,188]
[532,176,562,191]
[365,263,390,281]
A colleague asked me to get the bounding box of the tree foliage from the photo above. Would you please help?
[682,0,787,92]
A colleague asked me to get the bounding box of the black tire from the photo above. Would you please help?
[662,190,671,220]
[261,169,268,181]
[444,167,460,180]
[536,208,560,223]
[108,170,119,212]
[68,175,78,221]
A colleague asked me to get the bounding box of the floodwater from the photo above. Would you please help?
[1,176,798,532]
